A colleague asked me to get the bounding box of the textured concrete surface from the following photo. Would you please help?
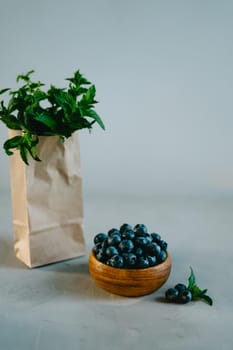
[0,191,233,350]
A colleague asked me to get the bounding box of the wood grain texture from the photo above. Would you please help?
[88,250,172,297]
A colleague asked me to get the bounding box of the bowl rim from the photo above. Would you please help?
[89,249,171,273]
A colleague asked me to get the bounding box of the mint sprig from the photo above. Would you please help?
[188,267,213,306]
[0,70,105,164]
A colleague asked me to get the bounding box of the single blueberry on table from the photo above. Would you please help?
[178,289,192,303]
[165,288,179,301]
[174,283,187,294]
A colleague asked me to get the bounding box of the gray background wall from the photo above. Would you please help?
[0,0,233,196]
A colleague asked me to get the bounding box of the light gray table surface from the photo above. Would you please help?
[0,191,232,350]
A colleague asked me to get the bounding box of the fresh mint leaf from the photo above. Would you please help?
[200,295,213,306]
[85,109,105,130]
[1,69,105,164]
[188,266,196,290]
[19,144,29,165]
[187,267,213,306]
[66,70,91,86]
[24,143,41,162]
[0,115,21,130]
[34,114,57,132]
[3,135,22,156]
[16,70,35,83]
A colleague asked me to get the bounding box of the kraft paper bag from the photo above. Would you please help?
[9,130,85,268]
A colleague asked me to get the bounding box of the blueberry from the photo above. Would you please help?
[94,233,108,245]
[93,242,102,254]
[174,283,187,294]
[118,239,134,253]
[145,233,152,244]
[159,250,167,262]
[147,255,157,266]
[120,223,132,234]
[134,224,148,236]
[108,228,120,237]
[96,248,107,263]
[137,256,150,268]
[107,234,121,246]
[165,288,179,301]
[178,289,192,303]
[146,242,161,257]
[105,246,119,258]
[107,254,124,268]
[123,253,137,268]
[151,232,161,242]
[158,240,168,251]
[133,247,144,257]
[121,229,135,240]
[135,236,149,248]
[101,239,108,250]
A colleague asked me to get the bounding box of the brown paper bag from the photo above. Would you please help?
[9,130,85,268]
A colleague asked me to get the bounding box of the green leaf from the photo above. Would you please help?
[25,144,41,162]
[34,114,57,132]
[19,144,29,165]
[16,70,35,82]
[0,88,10,95]
[0,114,21,130]
[76,86,88,96]
[1,69,105,163]
[186,267,213,306]
[85,85,96,102]
[8,97,19,113]
[188,267,196,290]
[66,70,91,86]
[200,295,213,306]
[191,284,202,296]
[55,91,77,115]
[199,289,208,296]
[34,90,47,102]
[84,109,105,130]
[3,135,22,156]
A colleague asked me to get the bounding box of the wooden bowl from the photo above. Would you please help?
[88,250,172,297]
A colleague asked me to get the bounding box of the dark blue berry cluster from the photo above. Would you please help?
[93,223,168,269]
[165,283,192,304]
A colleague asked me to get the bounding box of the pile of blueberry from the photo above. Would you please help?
[165,284,192,304]
[93,223,168,269]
